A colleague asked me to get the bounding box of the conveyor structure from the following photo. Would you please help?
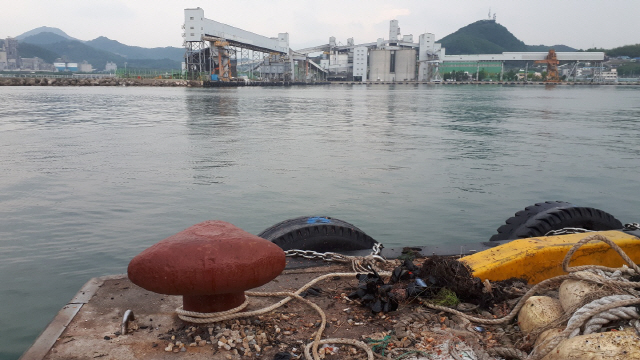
[183,8,327,82]
[184,9,607,83]
[292,19,606,82]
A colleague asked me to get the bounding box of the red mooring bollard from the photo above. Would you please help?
[128,220,286,313]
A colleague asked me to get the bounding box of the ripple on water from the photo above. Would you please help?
[1,85,640,359]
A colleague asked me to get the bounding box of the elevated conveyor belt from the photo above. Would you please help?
[308,59,327,74]
[444,51,605,62]
[185,8,289,54]
[294,44,330,55]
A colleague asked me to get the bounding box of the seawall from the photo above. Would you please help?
[0,77,200,87]
[1,77,638,87]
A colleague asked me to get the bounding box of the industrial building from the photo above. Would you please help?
[183,8,606,83]
[78,61,93,73]
[183,8,311,82]
[0,48,7,71]
[54,62,79,72]
[105,62,117,72]
[290,20,443,82]
[439,62,503,75]
[1,38,19,70]
[20,57,50,71]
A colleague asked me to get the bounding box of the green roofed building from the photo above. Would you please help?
[439,61,502,74]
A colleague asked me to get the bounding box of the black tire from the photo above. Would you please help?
[490,201,575,241]
[257,216,378,252]
[489,201,622,241]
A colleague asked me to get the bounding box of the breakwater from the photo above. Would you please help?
[202,80,330,87]
[1,77,638,87]
[335,81,640,86]
[0,77,198,87]
[0,77,331,87]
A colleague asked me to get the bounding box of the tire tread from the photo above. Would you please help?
[490,203,622,241]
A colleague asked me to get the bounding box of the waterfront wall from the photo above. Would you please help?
[0,77,200,87]
[1,77,638,87]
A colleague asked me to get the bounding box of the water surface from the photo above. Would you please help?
[1,84,640,358]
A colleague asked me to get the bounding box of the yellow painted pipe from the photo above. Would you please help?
[460,230,640,284]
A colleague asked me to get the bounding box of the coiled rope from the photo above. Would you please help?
[176,268,390,360]
[488,347,528,360]
[420,233,640,360]
[529,297,640,360]
[577,295,639,335]
[174,234,640,360]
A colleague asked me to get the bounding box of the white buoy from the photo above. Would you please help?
[518,296,564,334]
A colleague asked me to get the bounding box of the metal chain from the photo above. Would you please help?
[283,249,348,262]
[371,242,383,256]
[545,222,640,236]
[284,242,383,262]
[625,223,640,231]
[544,227,593,236]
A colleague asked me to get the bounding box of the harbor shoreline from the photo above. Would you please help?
[1,77,639,87]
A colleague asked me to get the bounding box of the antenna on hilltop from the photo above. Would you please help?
[488,8,491,20]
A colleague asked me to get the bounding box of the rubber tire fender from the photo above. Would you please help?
[490,201,574,241]
[489,201,623,241]
[257,216,378,252]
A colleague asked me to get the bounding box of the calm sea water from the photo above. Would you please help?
[1,84,640,358]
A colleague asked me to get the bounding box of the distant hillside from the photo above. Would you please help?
[21,39,182,71]
[606,44,640,58]
[438,20,528,55]
[14,26,184,70]
[20,32,70,45]
[15,26,79,41]
[438,20,578,55]
[583,44,640,58]
[123,58,184,70]
[85,37,184,62]
[36,40,125,69]
[16,42,59,63]
[527,44,577,52]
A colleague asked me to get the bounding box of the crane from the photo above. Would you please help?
[534,49,560,82]
[214,40,230,81]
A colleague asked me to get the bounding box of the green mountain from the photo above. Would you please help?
[36,39,125,69]
[85,36,184,62]
[16,27,183,71]
[20,32,70,45]
[605,44,640,58]
[438,20,528,55]
[438,20,576,55]
[23,39,180,70]
[20,31,184,63]
[17,32,182,71]
[527,44,577,52]
[16,42,59,63]
[15,26,79,41]
[583,44,640,58]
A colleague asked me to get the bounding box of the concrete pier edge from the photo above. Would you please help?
[19,274,127,360]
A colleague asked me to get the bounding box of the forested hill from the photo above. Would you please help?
[18,31,183,71]
[438,20,576,55]
[588,44,640,58]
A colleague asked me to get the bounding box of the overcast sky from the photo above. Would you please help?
[2,0,638,50]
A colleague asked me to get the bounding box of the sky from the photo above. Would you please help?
[1,0,639,51]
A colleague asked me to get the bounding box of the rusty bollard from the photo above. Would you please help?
[128,220,286,313]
